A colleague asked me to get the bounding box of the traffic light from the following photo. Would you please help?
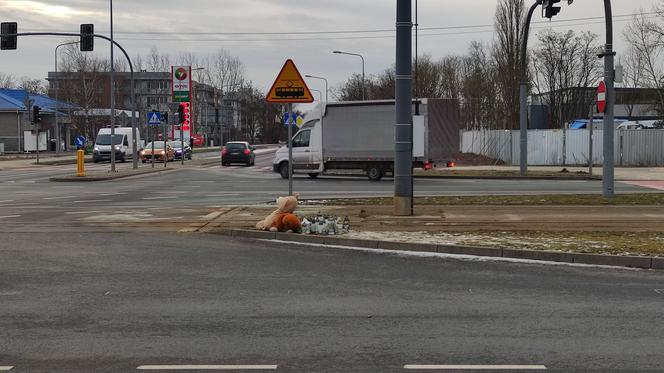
[177,104,184,124]
[32,105,42,124]
[1,22,17,50]
[543,0,561,19]
[80,24,94,51]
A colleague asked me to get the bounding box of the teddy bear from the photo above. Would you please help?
[256,193,302,233]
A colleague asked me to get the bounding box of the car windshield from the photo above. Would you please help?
[96,134,124,146]
[169,141,183,148]
[227,143,246,150]
[145,142,165,149]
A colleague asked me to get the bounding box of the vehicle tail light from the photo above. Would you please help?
[243,149,251,155]
[221,148,228,156]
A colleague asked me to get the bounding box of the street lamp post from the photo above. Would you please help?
[305,75,328,105]
[333,50,365,100]
[54,41,79,156]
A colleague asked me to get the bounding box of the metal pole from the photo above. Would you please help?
[589,104,594,176]
[395,0,413,216]
[288,102,293,196]
[130,65,138,169]
[220,94,224,167]
[151,124,154,168]
[180,115,184,165]
[109,0,116,172]
[602,0,615,198]
[519,0,541,176]
[361,55,366,101]
[163,117,168,168]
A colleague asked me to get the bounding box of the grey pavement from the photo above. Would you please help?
[1,231,663,372]
[0,149,657,230]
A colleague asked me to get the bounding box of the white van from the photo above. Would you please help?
[93,127,142,163]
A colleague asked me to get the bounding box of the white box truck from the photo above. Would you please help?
[272,99,457,181]
[93,127,142,163]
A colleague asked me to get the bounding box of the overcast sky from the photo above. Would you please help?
[0,0,659,99]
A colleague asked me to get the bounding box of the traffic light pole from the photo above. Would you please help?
[519,0,542,177]
[8,31,139,169]
[602,0,615,198]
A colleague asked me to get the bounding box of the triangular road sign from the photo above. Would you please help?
[266,59,314,104]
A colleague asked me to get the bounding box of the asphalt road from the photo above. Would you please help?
[1,231,663,372]
[0,149,656,229]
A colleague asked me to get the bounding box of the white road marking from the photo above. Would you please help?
[136,365,278,370]
[0,367,14,371]
[143,196,178,200]
[0,203,39,207]
[404,365,547,370]
[0,215,21,219]
[207,194,241,197]
[202,211,224,220]
[99,192,128,196]
[43,196,77,200]
[0,200,14,203]
[72,199,112,203]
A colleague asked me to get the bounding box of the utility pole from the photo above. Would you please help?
[601,0,615,198]
[519,0,542,176]
[109,0,116,172]
[394,0,413,216]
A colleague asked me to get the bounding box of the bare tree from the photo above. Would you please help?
[531,30,602,128]
[146,46,170,72]
[0,73,16,88]
[461,41,499,129]
[624,11,664,116]
[209,49,245,93]
[493,0,525,129]
[18,77,47,94]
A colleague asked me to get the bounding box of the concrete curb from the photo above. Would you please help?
[220,229,661,270]
[49,168,176,182]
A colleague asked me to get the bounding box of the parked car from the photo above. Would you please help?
[169,140,192,160]
[222,141,255,166]
[140,142,175,163]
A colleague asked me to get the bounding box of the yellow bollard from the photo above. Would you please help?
[76,149,85,177]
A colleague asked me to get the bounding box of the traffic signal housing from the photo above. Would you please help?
[32,106,42,124]
[543,0,561,19]
[1,22,17,50]
[80,24,94,51]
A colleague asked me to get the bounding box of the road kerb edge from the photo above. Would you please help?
[573,253,652,269]
[503,248,575,263]
[221,229,660,270]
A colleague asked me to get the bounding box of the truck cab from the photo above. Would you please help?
[273,118,323,179]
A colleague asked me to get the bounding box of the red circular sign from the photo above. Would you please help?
[597,81,607,114]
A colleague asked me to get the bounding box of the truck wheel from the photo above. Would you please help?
[367,167,383,181]
[308,173,319,179]
[279,162,290,179]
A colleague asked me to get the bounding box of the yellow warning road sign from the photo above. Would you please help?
[266,59,314,103]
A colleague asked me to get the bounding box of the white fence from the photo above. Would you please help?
[460,129,664,166]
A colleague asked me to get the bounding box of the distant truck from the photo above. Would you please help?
[272,99,458,181]
[93,127,142,163]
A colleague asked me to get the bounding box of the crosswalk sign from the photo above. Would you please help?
[266,59,314,104]
[147,111,161,126]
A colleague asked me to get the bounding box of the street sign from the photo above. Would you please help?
[147,111,162,126]
[597,81,607,114]
[172,66,192,102]
[74,135,86,149]
[266,59,314,103]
